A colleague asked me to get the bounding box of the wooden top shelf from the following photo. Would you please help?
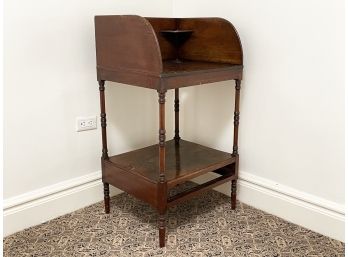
[95,15,243,89]
[106,139,236,188]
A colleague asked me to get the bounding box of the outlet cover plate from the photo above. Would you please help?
[76,116,97,132]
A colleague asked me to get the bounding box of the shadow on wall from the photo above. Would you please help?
[105,82,178,155]
[191,81,236,153]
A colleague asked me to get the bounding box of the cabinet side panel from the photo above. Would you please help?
[95,15,163,77]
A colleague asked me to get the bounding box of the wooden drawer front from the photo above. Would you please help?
[103,161,158,208]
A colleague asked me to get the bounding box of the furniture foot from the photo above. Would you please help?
[104,183,110,214]
[231,179,237,210]
[158,213,166,247]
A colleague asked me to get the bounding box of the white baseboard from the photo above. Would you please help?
[192,171,345,242]
[4,170,345,242]
[3,171,122,237]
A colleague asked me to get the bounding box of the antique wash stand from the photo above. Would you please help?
[94,15,243,247]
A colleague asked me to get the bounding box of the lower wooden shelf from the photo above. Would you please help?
[102,139,236,209]
[108,139,235,186]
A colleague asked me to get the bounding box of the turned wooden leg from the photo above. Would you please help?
[158,89,167,247]
[231,79,241,210]
[158,212,166,247]
[174,88,180,144]
[99,80,110,214]
[104,182,110,214]
[232,79,241,156]
[99,80,109,160]
[231,180,237,210]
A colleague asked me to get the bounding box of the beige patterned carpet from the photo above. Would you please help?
[4,183,345,257]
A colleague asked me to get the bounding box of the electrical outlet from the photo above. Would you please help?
[76,116,97,132]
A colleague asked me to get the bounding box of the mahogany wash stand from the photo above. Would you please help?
[94,15,243,247]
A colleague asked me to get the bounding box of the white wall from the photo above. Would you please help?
[3,0,174,234]
[4,0,172,198]
[4,0,345,241]
[174,0,345,240]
